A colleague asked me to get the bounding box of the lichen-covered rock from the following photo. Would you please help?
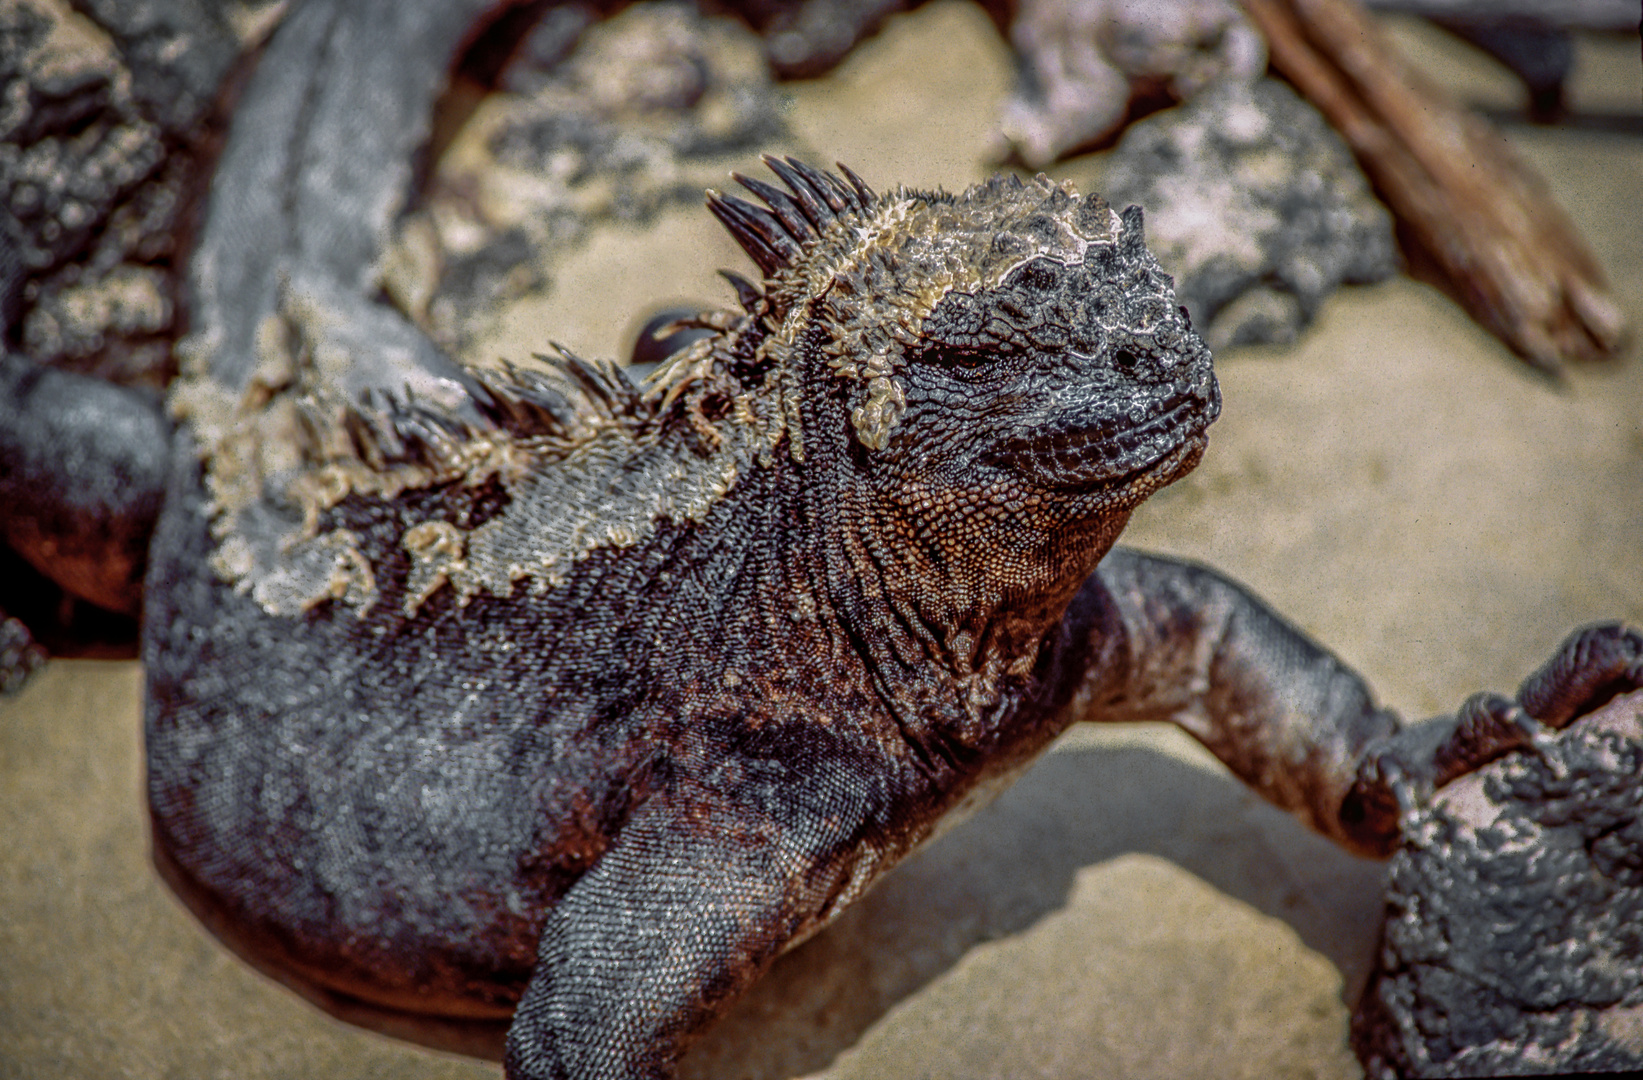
[23,262,173,374]
[1353,689,1643,1078]
[735,0,911,79]
[998,0,1266,168]
[0,0,276,386]
[389,1,803,360]
[1,1,166,288]
[1102,77,1397,352]
[66,0,267,131]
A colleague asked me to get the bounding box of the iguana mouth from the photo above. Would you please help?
[990,379,1220,490]
[1121,423,1211,490]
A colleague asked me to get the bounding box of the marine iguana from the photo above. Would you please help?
[137,148,1643,1080]
[0,2,1633,1075]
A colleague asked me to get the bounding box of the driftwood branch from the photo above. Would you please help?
[1362,0,1640,31]
[1241,0,1630,373]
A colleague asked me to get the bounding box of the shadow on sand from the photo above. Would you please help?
[683,731,1389,1078]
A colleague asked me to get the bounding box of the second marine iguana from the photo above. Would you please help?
[142,152,1643,1080]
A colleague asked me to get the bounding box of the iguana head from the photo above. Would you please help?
[707,158,1219,589]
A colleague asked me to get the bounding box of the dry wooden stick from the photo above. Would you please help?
[1240,0,1630,373]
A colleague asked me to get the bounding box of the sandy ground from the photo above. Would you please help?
[3,5,1641,1079]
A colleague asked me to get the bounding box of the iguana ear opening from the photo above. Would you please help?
[706,157,876,278]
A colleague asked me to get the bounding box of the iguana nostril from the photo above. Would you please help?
[1113,348,1139,373]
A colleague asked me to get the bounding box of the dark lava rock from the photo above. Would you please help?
[392,1,803,357]
[1353,688,1643,1078]
[0,0,274,386]
[1103,77,1397,353]
[735,0,912,79]
[0,611,47,695]
[998,0,1267,169]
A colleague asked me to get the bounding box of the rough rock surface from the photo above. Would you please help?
[729,0,914,79]
[389,2,802,360]
[1103,77,1397,352]
[1354,688,1643,1078]
[998,0,1267,168]
[0,612,46,694]
[0,0,274,386]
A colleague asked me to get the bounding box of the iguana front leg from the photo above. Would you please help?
[1073,549,1643,857]
[504,748,893,1080]
[1342,624,1643,852]
[1072,548,1404,855]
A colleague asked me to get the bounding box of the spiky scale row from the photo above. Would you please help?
[474,353,642,440]
[287,347,652,497]
[719,270,764,314]
[733,174,813,243]
[708,156,877,278]
[707,193,801,276]
[835,162,876,207]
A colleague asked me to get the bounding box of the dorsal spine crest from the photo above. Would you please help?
[188,160,1140,617]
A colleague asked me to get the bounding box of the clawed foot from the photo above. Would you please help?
[1429,691,1560,789]
[1342,622,1643,856]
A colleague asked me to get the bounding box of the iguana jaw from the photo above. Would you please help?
[1119,425,1210,501]
[992,374,1221,493]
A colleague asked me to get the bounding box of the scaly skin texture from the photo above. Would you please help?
[141,157,1643,1080]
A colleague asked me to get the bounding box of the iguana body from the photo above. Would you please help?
[148,158,1239,1063]
[138,152,1643,1078]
